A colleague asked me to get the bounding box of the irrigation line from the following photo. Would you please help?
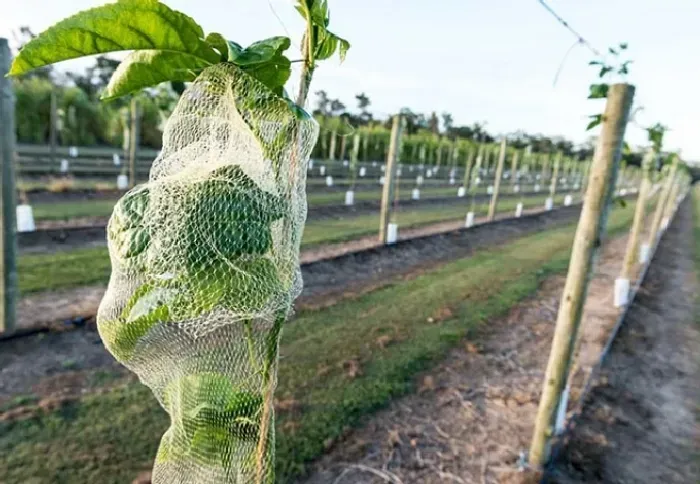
[540,192,689,481]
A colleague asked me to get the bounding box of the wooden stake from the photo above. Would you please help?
[128,97,140,188]
[510,150,520,187]
[379,115,403,244]
[646,156,679,246]
[463,147,476,191]
[528,83,635,468]
[350,133,360,190]
[328,130,337,161]
[620,150,654,280]
[49,89,58,165]
[487,138,507,221]
[549,152,562,198]
[0,39,18,335]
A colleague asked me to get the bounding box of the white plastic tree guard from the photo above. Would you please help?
[574,183,580,190]
[564,194,573,206]
[113,153,121,166]
[380,165,386,172]
[386,223,398,244]
[344,190,354,206]
[16,204,36,233]
[534,184,541,192]
[319,165,326,176]
[359,167,366,177]
[416,175,424,186]
[457,186,466,197]
[409,166,414,172]
[614,277,630,307]
[397,168,402,177]
[325,176,334,187]
[117,174,129,190]
[308,159,315,170]
[465,211,475,228]
[426,169,432,178]
[513,184,520,193]
[342,160,348,167]
[379,176,385,185]
[68,146,79,157]
[620,188,627,196]
[475,177,481,186]
[487,185,494,195]
[639,242,651,264]
[372,161,377,167]
[60,159,69,173]
[449,177,455,185]
[412,188,420,200]
[515,202,523,218]
[545,197,554,211]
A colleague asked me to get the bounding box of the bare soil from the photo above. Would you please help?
[546,199,699,484]
[296,210,678,484]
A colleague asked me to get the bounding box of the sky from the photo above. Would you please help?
[1,0,698,161]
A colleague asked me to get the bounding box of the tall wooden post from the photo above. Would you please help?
[0,39,18,335]
[487,138,507,221]
[128,96,140,188]
[349,133,360,190]
[379,115,403,244]
[328,131,337,161]
[463,147,476,191]
[49,89,58,165]
[528,83,635,468]
[549,152,561,198]
[339,133,348,162]
[620,150,654,280]
[646,156,678,246]
[510,150,520,188]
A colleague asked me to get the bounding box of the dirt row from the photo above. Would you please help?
[295,197,697,484]
[547,198,699,484]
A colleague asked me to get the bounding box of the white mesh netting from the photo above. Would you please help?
[96,63,319,483]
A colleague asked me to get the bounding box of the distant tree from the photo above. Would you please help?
[330,98,346,116]
[441,112,453,133]
[355,92,372,124]
[314,90,331,116]
[428,112,439,134]
[66,55,120,100]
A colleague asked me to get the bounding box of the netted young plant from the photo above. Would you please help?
[98,63,319,483]
[10,1,347,482]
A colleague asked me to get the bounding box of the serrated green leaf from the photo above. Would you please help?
[588,83,609,99]
[102,50,207,100]
[205,32,229,61]
[9,0,219,76]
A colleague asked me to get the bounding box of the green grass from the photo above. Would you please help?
[19,194,567,294]
[0,204,636,484]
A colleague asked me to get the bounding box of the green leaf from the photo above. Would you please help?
[588,83,609,99]
[10,0,220,76]
[233,37,291,66]
[586,114,603,131]
[102,50,207,100]
[205,32,229,61]
[314,30,350,62]
[598,66,613,78]
[242,56,292,96]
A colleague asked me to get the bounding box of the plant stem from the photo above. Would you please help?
[254,311,285,484]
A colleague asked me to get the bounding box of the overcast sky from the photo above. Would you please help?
[1,0,698,161]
